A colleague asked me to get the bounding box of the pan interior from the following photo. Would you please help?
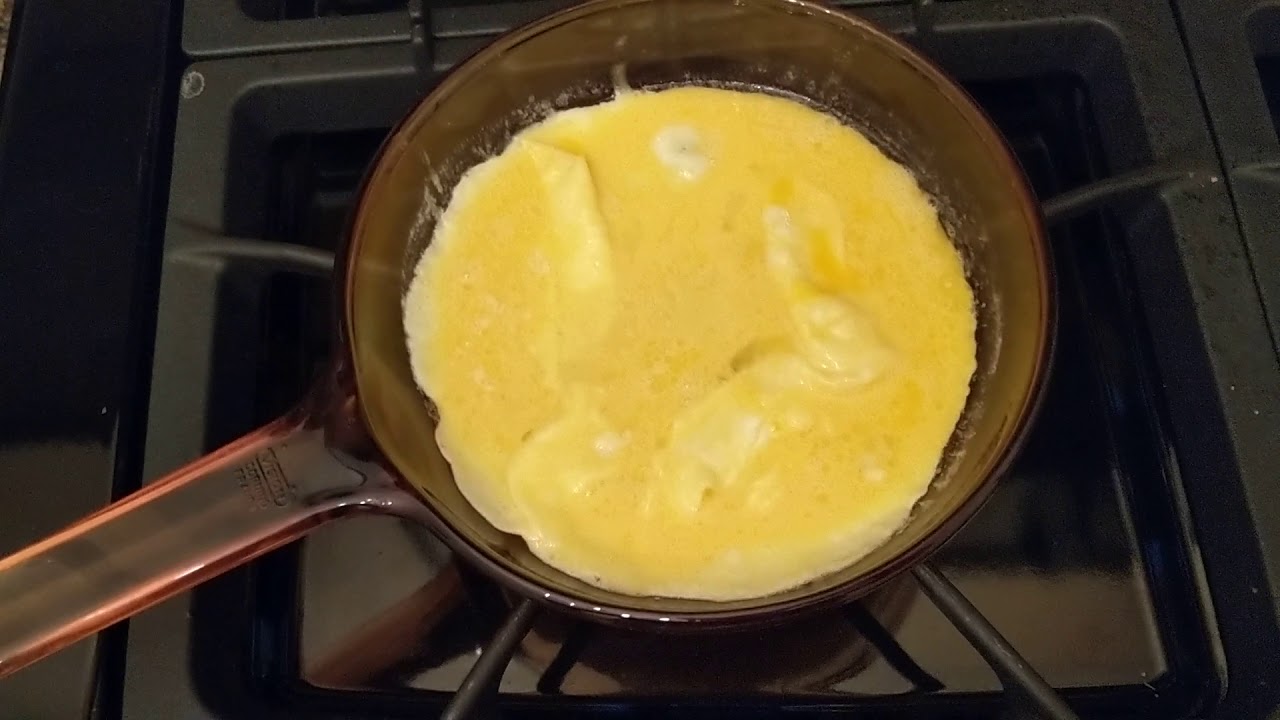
[346,0,1050,620]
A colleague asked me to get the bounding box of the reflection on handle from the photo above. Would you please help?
[308,563,465,687]
[0,414,402,678]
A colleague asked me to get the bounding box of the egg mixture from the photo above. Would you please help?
[403,86,976,601]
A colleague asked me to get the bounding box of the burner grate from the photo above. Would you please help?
[226,74,1210,718]
[240,0,409,21]
[123,1,1265,718]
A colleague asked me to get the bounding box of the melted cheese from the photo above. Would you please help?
[403,86,976,600]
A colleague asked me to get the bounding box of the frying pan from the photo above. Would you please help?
[0,0,1052,692]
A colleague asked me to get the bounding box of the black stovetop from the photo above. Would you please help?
[0,1,1277,719]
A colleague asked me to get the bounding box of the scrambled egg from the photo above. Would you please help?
[403,87,976,600]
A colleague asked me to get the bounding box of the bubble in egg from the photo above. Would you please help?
[652,124,710,181]
[403,86,976,601]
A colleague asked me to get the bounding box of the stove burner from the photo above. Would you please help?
[65,1,1270,719]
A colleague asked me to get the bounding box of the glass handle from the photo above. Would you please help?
[0,413,408,677]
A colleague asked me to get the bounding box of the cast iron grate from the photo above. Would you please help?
[204,73,1216,719]
[239,0,407,21]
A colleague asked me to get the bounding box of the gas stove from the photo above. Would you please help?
[0,1,1277,719]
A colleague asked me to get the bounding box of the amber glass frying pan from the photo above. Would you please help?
[0,0,1051,681]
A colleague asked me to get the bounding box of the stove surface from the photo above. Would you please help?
[1,1,1277,719]
[244,73,1209,708]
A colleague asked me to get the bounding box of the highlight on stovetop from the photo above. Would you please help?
[403,85,977,601]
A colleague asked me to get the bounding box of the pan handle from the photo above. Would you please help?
[0,412,409,678]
